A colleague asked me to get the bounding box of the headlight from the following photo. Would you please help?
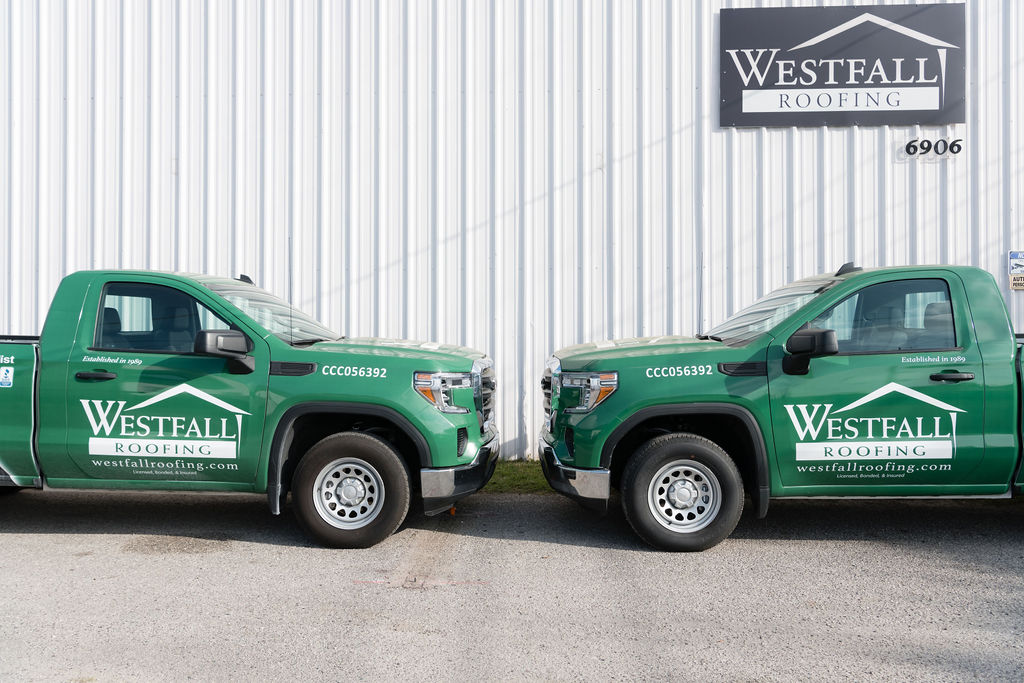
[558,371,618,413]
[414,371,473,414]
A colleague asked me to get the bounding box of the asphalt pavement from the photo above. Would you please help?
[1,488,1022,681]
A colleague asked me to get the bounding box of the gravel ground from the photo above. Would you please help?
[1,489,1022,681]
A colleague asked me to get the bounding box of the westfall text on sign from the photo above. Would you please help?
[720,4,966,128]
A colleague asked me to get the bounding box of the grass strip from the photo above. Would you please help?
[482,459,553,494]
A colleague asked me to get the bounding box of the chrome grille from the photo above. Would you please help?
[474,358,496,434]
[541,357,560,429]
[541,366,553,420]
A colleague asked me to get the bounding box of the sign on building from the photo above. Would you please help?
[720,4,966,128]
[1010,252,1024,291]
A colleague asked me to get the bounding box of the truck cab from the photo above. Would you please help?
[0,270,499,548]
[540,265,1023,551]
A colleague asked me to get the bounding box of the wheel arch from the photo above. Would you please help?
[266,402,431,514]
[601,403,771,518]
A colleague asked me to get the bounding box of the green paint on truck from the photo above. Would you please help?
[540,265,1024,551]
[0,271,499,548]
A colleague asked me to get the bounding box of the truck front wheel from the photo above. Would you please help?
[292,432,411,548]
[621,433,743,551]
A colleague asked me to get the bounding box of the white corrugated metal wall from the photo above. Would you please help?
[1,0,1021,458]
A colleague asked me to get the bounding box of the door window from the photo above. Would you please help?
[94,283,231,354]
[808,279,955,353]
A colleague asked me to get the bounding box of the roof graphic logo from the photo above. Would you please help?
[789,13,958,51]
[126,383,251,416]
[834,382,964,415]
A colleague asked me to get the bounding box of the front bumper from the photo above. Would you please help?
[539,441,610,514]
[420,435,500,515]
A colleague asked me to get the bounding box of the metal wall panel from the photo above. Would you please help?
[2,0,1021,458]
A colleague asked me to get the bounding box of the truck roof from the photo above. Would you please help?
[829,264,983,279]
[70,269,244,284]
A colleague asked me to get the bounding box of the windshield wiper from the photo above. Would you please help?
[291,337,333,346]
[696,333,725,342]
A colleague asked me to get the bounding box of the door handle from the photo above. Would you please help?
[929,372,974,383]
[75,371,118,381]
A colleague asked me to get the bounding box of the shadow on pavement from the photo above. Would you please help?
[732,496,1024,575]
[733,496,1024,543]
[0,488,313,548]
[403,491,649,551]
[413,491,1024,568]
[3,488,1023,561]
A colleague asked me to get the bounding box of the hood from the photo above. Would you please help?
[299,337,485,369]
[554,336,727,368]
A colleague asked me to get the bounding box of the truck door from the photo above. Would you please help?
[767,272,998,495]
[55,280,269,489]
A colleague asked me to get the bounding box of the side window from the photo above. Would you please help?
[808,279,956,353]
[198,307,231,332]
[95,283,231,354]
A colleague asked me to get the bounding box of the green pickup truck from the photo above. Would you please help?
[0,270,498,548]
[540,264,1024,551]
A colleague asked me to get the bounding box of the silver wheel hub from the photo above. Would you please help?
[647,459,722,534]
[336,477,366,506]
[313,457,385,530]
[667,480,699,509]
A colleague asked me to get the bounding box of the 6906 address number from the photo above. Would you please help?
[905,139,963,156]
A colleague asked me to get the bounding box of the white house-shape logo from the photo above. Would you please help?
[785,382,964,462]
[126,384,250,416]
[831,381,963,415]
[82,383,248,460]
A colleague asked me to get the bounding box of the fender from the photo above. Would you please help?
[266,402,431,514]
[600,402,771,518]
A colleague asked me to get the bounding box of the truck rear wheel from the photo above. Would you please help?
[621,433,743,551]
[292,432,411,548]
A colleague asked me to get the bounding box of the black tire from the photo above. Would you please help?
[292,432,411,549]
[621,433,743,551]
[0,487,21,495]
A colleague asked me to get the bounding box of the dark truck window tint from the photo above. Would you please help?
[95,283,230,354]
[809,279,955,353]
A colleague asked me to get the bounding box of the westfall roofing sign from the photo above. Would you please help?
[720,4,966,128]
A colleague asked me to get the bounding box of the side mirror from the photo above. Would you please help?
[194,330,255,374]
[783,328,838,375]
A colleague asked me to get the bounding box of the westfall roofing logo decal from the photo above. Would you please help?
[80,383,249,459]
[785,382,963,462]
[720,4,965,127]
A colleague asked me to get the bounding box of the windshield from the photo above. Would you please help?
[203,281,339,345]
[706,275,838,345]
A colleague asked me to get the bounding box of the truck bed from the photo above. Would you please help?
[0,339,41,486]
